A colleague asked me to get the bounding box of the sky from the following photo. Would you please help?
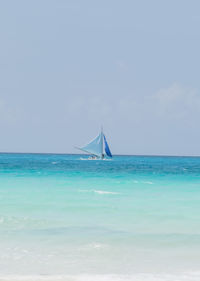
[1,0,200,155]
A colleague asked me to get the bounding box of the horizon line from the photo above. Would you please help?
[0,151,200,158]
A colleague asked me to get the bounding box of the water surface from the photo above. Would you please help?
[0,153,200,280]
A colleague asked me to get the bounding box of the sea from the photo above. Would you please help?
[0,153,200,281]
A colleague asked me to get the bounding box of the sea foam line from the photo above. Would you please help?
[94,190,120,195]
[0,272,200,281]
[78,189,120,195]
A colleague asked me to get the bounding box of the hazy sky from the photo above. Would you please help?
[1,0,200,155]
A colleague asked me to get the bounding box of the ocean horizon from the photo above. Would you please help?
[2,152,200,157]
[0,153,200,281]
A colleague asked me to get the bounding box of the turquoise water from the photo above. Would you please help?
[1,153,200,281]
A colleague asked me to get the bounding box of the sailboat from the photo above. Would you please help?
[76,128,112,159]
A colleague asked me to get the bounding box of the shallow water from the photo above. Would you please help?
[0,153,200,280]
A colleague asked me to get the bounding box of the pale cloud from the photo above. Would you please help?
[65,83,199,126]
[65,95,112,120]
[152,83,200,120]
[116,59,128,71]
[0,98,18,125]
[154,83,198,107]
[65,93,140,127]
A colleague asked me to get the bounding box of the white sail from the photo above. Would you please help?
[78,132,103,157]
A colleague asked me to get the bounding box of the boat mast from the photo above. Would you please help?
[101,126,103,159]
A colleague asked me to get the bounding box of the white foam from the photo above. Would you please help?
[92,243,104,249]
[80,242,108,251]
[142,181,154,185]
[78,190,120,195]
[94,190,120,195]
[0,273,200,281]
